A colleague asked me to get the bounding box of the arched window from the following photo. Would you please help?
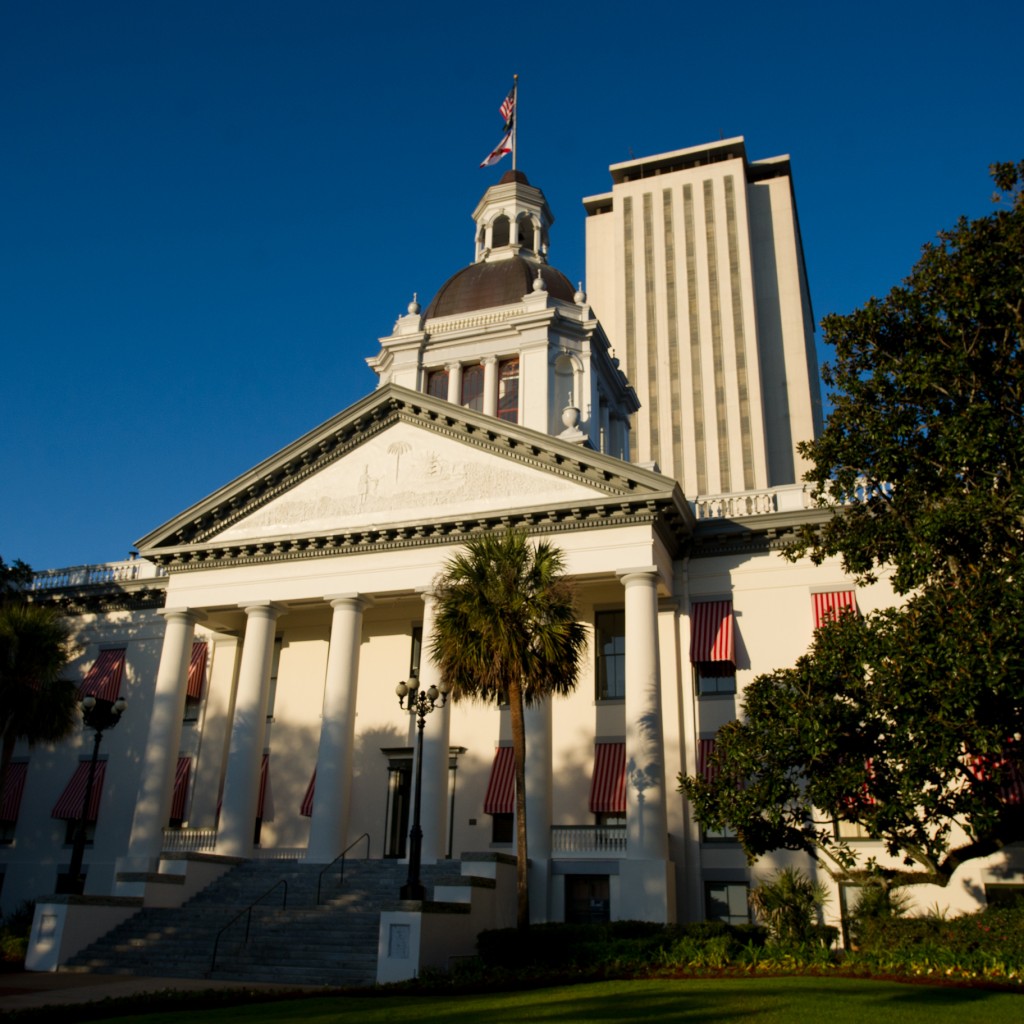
[426,368,449,399]
[461,364,484,411]
[492,215,511,248]
[517,217,535,251]
[497,358,519,423]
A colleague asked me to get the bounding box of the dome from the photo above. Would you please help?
[424,256,577,319]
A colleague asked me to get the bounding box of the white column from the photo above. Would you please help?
[482,355,498,417]
[217,602,281,857]
[525,700,553,922]
[122,608,201,871]
[416,590,451,863]
[621,568,669,860]
[307,595,366,863]
[446,362,462,405]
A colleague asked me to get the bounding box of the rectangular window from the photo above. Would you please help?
[595,610,626,701]
[491,812,513,844]
[266,639,282,721]
[705,881,749,924]
[461,364,485,411]
[497,358,519,422]
[410,625,423,678]
[426,369,449,399]
[702,825,737,842]
[696,662,736,696]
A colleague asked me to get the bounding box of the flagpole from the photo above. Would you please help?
[512,74,518,171]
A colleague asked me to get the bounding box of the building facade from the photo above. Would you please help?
[2,144,1018,947]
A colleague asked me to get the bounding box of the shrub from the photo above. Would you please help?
[749,868,830,946]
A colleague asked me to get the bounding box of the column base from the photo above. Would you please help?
[617,859,676,923]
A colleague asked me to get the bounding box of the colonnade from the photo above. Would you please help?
[122,568,671,903]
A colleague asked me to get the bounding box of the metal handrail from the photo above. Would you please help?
[210,878,288,972]
[316,832,370,905]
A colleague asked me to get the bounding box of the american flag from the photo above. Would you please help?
[499,86,515,132]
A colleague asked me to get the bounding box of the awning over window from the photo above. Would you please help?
[169,757,191,822]
[300,769,316,817]
[1,762,29,825]
[52,760,107,821]
[812,590,858,629]
[483,747,515,815]
[697,739,718,783]
[80,648,126,702]
[187,642,208,700]
[690,601,734,665]
[968,750,1024,806]
[589,742,626,813]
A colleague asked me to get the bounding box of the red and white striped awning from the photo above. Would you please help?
[697,738,718,783]
[52,760,107,821]
[80,649,126,702]
[483,747,515,815]
[812,590,858,629]
[300,769,316,818]
[589,742,626,813]
[967,750,1024,806]
[169,757,191,822]
[1,761,29,825]
[187,642,208,700]
[690,601,735,665]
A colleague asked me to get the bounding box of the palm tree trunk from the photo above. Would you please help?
[509,678,530,929]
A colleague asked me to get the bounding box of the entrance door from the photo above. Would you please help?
[565,874,610,923]
[384,763,411,858]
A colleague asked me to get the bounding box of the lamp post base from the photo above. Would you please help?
[399,882,426,901]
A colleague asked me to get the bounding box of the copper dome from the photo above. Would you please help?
[424,257,576,319]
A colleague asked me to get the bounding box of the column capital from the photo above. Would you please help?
[617,566,660,584]
[325,594,369,612]
[239,601,285,621]
[160,607,206,625]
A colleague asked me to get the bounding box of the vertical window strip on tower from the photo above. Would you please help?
[683,184,708,494]
[704,178,732,493]
[663,188,684,482]
[724,176,755,490]
[642,192,660,462]
[461,364,484,411]
[622,197,638,462]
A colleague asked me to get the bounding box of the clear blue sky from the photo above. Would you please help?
[3,1,1021,571]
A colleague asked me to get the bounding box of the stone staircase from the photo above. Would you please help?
[61,858,460,987]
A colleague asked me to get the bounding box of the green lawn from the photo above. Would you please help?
[87,977,1022,1024]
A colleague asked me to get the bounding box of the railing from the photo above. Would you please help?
[162,827,216,853]
[29,558,166,591]
[210,879,288,973]
[551,825,626,854]
[317,832,371,904]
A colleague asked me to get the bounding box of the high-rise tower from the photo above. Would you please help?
[584,138,823,497]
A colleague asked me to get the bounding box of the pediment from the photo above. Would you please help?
[136,385,691,566]
[212,418,607,542]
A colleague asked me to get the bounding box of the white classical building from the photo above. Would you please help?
[3,142,1019,963]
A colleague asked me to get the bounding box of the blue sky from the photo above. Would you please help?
[3,1,1021,571]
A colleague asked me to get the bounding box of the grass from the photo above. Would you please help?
[77,977,1023,1024]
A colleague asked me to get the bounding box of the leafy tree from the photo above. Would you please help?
[431,530,587,928]
[0,600,78,807]
[792,159,1024,594]
[682,161,1024,887]
[0,557,33,605]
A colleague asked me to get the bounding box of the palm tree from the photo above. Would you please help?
[0,602,77,804]
[431,530,587,928]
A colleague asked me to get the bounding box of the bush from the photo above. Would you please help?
[749,868,830,946]
[0,901,35,969]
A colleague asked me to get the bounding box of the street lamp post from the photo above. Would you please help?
[65,694,127,895]
[395,670,449,901]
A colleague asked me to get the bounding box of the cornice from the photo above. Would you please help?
[150,495,688,573]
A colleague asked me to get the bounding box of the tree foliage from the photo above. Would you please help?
[430,530,587,928]
[0,598,78,806]
[682,162,1024,885]
[792,160,1024,595]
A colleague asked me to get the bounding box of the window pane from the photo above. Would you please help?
[595,610,626,700]
[461,364,484,411]
[497,358,519,423]
[426,369,449,399]
[697,662,736,695]
[706,882,748,924]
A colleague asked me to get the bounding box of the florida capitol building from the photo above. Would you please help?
[5,137,1015,974]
